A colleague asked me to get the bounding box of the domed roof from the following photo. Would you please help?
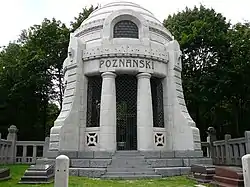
[81,1,162,25]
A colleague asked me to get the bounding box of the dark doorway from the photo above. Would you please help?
[116,75,137,150]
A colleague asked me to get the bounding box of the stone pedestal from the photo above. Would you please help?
[0,168,11,181]
[242,154,250,187]
[190,164,215,183]
[211,166,244,187]
[19,164,54,184]
[55,155,69,187]
[99,72,117,151]
[137,73,154,151]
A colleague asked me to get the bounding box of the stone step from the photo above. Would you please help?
[114,151,142,156]
[213,175,244,186]
[106,167,155,172]
[101,174,162,180]
[108,159,149,166]
[155,167,191,177]
[210,181,237,187]
[20,175,54,183]
[146,158,183,167]
[69,168,106,178]
[106,171,157,175]
[70,159,111,168]
[112,155,145,159]
[21,175,51,179]
[107,165,151,169]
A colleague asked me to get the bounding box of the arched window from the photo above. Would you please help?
[113,20,139,38]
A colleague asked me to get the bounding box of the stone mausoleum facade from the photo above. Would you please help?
[48,1,201,154]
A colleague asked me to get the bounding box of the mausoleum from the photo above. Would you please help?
[36,1,213,179]
[49,1,202,153]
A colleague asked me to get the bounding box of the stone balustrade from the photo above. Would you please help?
[0,126,46,164]
[0,135,12,164]
[15,141,45,164]
[1,125,250,167]
[201,128,250,166]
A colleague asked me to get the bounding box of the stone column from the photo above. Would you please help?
[137,73,154,151]
[32,145,37,163]
[99,72,117,151]
[7,125,18,164]
[22,145,27,163]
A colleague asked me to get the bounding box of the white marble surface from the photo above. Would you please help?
[99,72,117,151]
[55,155,69,187]
[48,1,201,152]
[137,73,154,150]
[242,154,250,187]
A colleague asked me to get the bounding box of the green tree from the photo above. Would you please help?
[0,6,96,140]
[70,5,98,32]
[164,5,231,139]
[220,22,250,137]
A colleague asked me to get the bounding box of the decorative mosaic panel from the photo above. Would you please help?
[87,133,98,147]
[154,133,165,147]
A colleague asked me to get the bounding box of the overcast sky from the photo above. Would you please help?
[0,0,249,47]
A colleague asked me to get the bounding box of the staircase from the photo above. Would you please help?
[101,151,162,179]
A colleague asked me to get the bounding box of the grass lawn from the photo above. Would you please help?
[0,165,202,187]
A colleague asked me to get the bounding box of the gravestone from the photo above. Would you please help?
[190,164,215,183]
[19,164,54,184]
[55,155,69,187]
[0,168,11,181]
[211,166,244,187]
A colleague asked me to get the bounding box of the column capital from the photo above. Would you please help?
[101,72,116,79]
[136,72,151,79]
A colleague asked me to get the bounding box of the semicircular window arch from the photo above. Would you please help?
[113,20,139,39]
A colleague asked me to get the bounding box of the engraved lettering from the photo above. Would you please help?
[146,60,151,69]
[126,59,132,67]
[99,58,155,69]
[139,60,145,68]
[100,60,104,68]
[106,60,111,67]
[112,59,118,67]
[132,59,138,68]
[119,59,125,67]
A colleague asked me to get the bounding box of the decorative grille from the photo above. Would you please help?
[151,78,165,128]
[116,75,137,150]
[86,76,102,127]
[155,133,165,147]
[113,20,139,38]
[87,133,98,147]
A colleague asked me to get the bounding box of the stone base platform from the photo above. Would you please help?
[189,164,215,183]
[35,150,212,179]
[210,166,244,187]
[0,168,11,181]
[19,164,54,184]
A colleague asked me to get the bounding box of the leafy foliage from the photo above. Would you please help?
[0,6,95,140]
[70,5,98,32]
[164,5,250,139]
[0,4,250,141]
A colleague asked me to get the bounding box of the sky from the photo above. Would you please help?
[0,0,250,47]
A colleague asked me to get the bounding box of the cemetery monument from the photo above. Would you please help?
[38,1,211,178]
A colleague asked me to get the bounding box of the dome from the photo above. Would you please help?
[81,1,162,25]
